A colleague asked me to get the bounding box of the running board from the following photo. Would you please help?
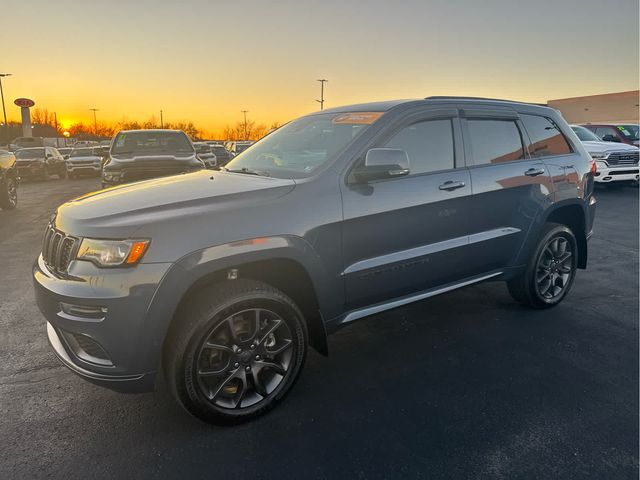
[340,271,503,325]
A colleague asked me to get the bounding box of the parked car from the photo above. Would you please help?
[15,147,66,180]
[57,147,73,160]
[581,124,639,147]
[193,142,218,168]
[571,125,639,185]
[66,147,103,179]
[101,129,204,188]
[96,145,110,165]
[34,97,596,425]
[0,149,18,210]
[226,141,254,157]
[209,144,232,167]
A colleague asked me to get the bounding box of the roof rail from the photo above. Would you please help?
[425,96,547,106]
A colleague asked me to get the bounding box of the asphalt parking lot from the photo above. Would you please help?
[0,177,638,479]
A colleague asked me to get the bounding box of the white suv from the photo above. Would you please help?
[571,125,639,185]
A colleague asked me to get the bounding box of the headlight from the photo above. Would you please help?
[77,238,150,267]
[589,152,609,161]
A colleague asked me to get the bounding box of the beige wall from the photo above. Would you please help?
[547,90,639,124]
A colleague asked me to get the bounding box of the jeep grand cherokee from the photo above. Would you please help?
[34,97,596,424]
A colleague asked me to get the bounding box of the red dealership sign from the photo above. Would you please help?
[14,98,35,108]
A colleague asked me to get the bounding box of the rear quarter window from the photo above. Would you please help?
[521,114,572,158]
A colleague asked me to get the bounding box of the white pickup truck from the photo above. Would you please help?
[571,125,639,185]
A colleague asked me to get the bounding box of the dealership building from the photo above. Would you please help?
[547,90,639,124]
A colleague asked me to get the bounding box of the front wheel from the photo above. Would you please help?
[164,279,308,425]
[507,223,578,309]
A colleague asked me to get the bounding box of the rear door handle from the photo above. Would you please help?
[439,180,466,191]
[524,167,545,177]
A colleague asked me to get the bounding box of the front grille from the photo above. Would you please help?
[610,169,639,176]
[42,225,78,275]
[69,160,98,166]
[607,151,639,166]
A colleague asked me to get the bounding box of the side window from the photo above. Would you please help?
[382,119,454,175]
[521,114,572,157]
[466,119,525,165]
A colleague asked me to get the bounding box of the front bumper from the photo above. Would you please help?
[33,254,173,393]
[594,163,639,183]
[46,322,155,392]
[67,163,101,174]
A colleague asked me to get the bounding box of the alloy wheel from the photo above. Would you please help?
[535,236,574,300]
[195,308,294,409]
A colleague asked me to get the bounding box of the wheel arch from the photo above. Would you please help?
[543,201,588,269]
[171,256,329,356]
[141,236,334,377]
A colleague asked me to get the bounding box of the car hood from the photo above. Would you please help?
[15,157,43,162]
[55,170,296,237]
[580,141,639,153]
[107,153,195,163]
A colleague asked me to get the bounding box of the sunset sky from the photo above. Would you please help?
[2,0,638,136]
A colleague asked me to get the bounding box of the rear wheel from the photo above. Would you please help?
[164,279,308,425]
[0,177,17,210]
[507,223,577,309]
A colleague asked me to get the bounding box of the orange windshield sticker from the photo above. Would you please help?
[332,112,384,125]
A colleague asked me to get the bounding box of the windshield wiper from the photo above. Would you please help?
[224,167,270,177]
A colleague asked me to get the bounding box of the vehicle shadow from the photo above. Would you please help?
[59,273,636,478]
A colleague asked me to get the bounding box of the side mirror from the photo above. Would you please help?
[602,134,621,143]
[46,153,53,158]
[353,148,410,182]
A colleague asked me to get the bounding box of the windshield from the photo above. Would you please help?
[212,146,228,155]
[15,148,45,159]
[615,125,639,141]
[224,112,382,178]
[571,126,601,142]
[70,148,95,157]
[194,144,211,154]
[111,131,194,155]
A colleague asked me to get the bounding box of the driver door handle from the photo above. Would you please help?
[524,167,545,177]
[439,180,466,191]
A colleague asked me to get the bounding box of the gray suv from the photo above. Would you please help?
[33,97,597,424]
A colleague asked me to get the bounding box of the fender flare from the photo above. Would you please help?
[135,235,335,372]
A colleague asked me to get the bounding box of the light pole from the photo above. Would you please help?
[89,108,99,136]
[241,110,249,140]
[0,73,11,146]
[160,110,164,128]
[316,79,327,110]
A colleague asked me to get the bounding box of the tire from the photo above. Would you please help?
[507,222,578,309]
[164,279,308,425]
[0,177,17,210]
